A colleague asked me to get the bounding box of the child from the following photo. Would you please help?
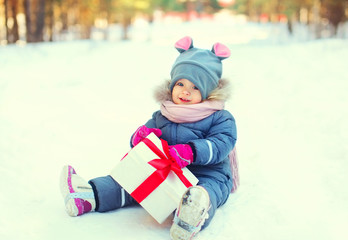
[60,36,238,240]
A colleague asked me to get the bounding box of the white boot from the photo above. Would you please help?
[170,186,210,240]
[60,165,96,216]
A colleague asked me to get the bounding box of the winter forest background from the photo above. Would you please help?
[1,1,348,240]
[1,0,348,44]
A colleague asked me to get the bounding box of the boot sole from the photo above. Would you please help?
[170,186,210,240]
[60,165,80,216]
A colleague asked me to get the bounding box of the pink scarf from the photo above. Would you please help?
[160,100,225,123]
[160,100,240,193]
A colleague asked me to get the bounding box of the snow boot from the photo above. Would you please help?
[60,165,96,216]
[170,186,210,240]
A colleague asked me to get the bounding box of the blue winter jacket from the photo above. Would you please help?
[143,109,237,192]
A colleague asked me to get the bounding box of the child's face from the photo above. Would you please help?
[172,79,202,105]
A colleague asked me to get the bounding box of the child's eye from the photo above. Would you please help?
[193,86,199,90]
[176,82,184,87]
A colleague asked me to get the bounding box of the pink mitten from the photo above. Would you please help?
[169,144,194,168]
[131,125,162,146]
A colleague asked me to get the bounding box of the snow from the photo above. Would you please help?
[1,18,348,240]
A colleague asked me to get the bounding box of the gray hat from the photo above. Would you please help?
[170,36,230,100]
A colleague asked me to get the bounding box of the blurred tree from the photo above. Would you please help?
[206,0,223,13]
[114,0,151,40]
[232,0,275,21]
[78,0,99,39]
[55,0,69,35]
[176,0,222,20]
[144,0,161,22]
[157,0,185,11]
[281,0,302,34]
[321,0,346,35]
[23,0,46,42]
[4,0,19,44]
[180,0,196,20]
[232,0,249,15]
[46,0,54,41]
[98,0,116,40]
[99,0,117,23]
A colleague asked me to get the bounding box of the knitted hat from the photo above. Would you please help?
[170,36,231,100]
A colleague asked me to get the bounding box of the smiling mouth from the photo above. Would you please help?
[179,98,190,102]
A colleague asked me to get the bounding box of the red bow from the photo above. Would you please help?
[131,138,193,203]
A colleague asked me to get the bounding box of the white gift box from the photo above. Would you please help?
[110,133,198,224]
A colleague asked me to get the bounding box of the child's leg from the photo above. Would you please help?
[88,175,137,212]
[60,165,137,217]
[197,176,231,230]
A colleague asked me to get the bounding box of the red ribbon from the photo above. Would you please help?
[130,138,193,203]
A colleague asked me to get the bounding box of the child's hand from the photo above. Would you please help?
[169,144,194,168]
[131,125,162,146]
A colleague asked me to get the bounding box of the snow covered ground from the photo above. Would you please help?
[0,17,348,240]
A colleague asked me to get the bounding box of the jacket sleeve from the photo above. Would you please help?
[144,111,160,129]
[189,110,237,166]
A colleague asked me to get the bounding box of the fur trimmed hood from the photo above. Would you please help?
[154,79,231,103]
